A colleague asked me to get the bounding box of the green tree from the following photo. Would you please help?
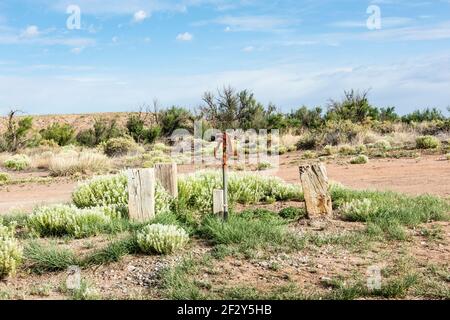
[326,90,379,123]
[40,123,75,146]
[1,110,33,152]
[159,106,194,136]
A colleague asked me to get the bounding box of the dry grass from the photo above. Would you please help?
[48,151,111,176]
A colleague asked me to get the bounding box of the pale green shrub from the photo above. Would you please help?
[72,174,172,215]
[323,145,336,156]
[3,155,31,171]
[152,143,171,153]
[257,161,273,171]
[350,155,369,164]
[374,140,391,151]
[178,171,302,214]
[0,223,22,279]
[355,144,367,154]
[49,151,111,176]
[302,151,317,159]
[104,137,142,157]
[27,205,111,238]
[338,144,357,155]
[0,172,10,185]
[136,224,188,254]
[340,198,375,221]
[416,136,440,149]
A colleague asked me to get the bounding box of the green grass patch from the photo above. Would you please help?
[24,241,78,274]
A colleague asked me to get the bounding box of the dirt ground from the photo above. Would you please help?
[1,153,449,214]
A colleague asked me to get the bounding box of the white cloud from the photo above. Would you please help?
[133,10,149,23]
[193,15,297,32]
[242,46,254,52]
[112,36,119,43]
[22,25,40,38]
[70,47,83,54]
[176,32,193,41]
[2,54,449,115]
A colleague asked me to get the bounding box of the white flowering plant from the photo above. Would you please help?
[0,222,23,279]
[136,224,189,254]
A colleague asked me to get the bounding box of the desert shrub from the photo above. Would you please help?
[104,137,140,157]
[27,205,112,238]
[72,174,172,216]
[350,155,369,164]
[257,161,273,171]
[355,144,367,154]
[446,153,450,161]
[323,145,337,156]
[302,151,317,159]
[0,172,10,185]
[76,119,123,147]
[340,199,374,221]
[136,224,189,255]
[0,223,22,279]
[374,140,391,151]
[296,133,317,150]
[322,121,365,146]
[48,151,111,176]
[178,171,302,215]
[3,154,31,171]
[338,144,357,156]
[278,207,306,220]
[416,136,440,149]
[40,123,75,146]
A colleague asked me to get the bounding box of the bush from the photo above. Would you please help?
[416,136,440,149]
[257,161,273,171]
[338,145,357,156]
[178,171,302,215]
[3,154,31,171]
[350,155,369,164]
[0,223,22,279]
[374,140,391,151]
[72,174,172,216]
[0,172,10,185]
[27,205,112,238]
[136,224,189,254]
[24,241,78,273]
[446,153,450,161]
[104,137,140,157]
[340,199,374,221]
[296,133,317,150]
[49,151,111,176]
[40,123,75,146]
[278,207,306,220]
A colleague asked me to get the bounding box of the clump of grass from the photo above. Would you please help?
[82,237,138,267]
[338,144,357,156]
[199,213,302,253]
[302,151,317,159]
[3,154,31,171]
[27,205,112,238]
[278,207,306,220]
[256,161,273,171]
[0,172,10,185]
[350,155,368,164]
[24,241,78,274]
[416,135,440,149]
[48,151,111,176]
[333,185,450,240]
[60,279,100,300]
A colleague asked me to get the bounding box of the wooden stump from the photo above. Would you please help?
[213,189,224,218]
[127,168,156,222]
[155,163,178,198]
[299,163,332,219]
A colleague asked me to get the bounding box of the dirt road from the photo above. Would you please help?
[1,155,449,214]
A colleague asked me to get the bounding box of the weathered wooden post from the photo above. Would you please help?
[299,163,332,219]
[155,163,178,198]
[127,168,156,222]
[213,189,224,218]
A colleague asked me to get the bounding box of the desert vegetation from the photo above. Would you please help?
[0,88,449,300]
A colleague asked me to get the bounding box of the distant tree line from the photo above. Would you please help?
[0,87,448,152]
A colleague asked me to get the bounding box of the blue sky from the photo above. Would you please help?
[0,0,450,115]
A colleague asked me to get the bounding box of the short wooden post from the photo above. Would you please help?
[127,168,156,222]
[213,189,224,218]
[155,163,178,198]
[299,163,332,219]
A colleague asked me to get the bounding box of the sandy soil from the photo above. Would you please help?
[1,153,449,214]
